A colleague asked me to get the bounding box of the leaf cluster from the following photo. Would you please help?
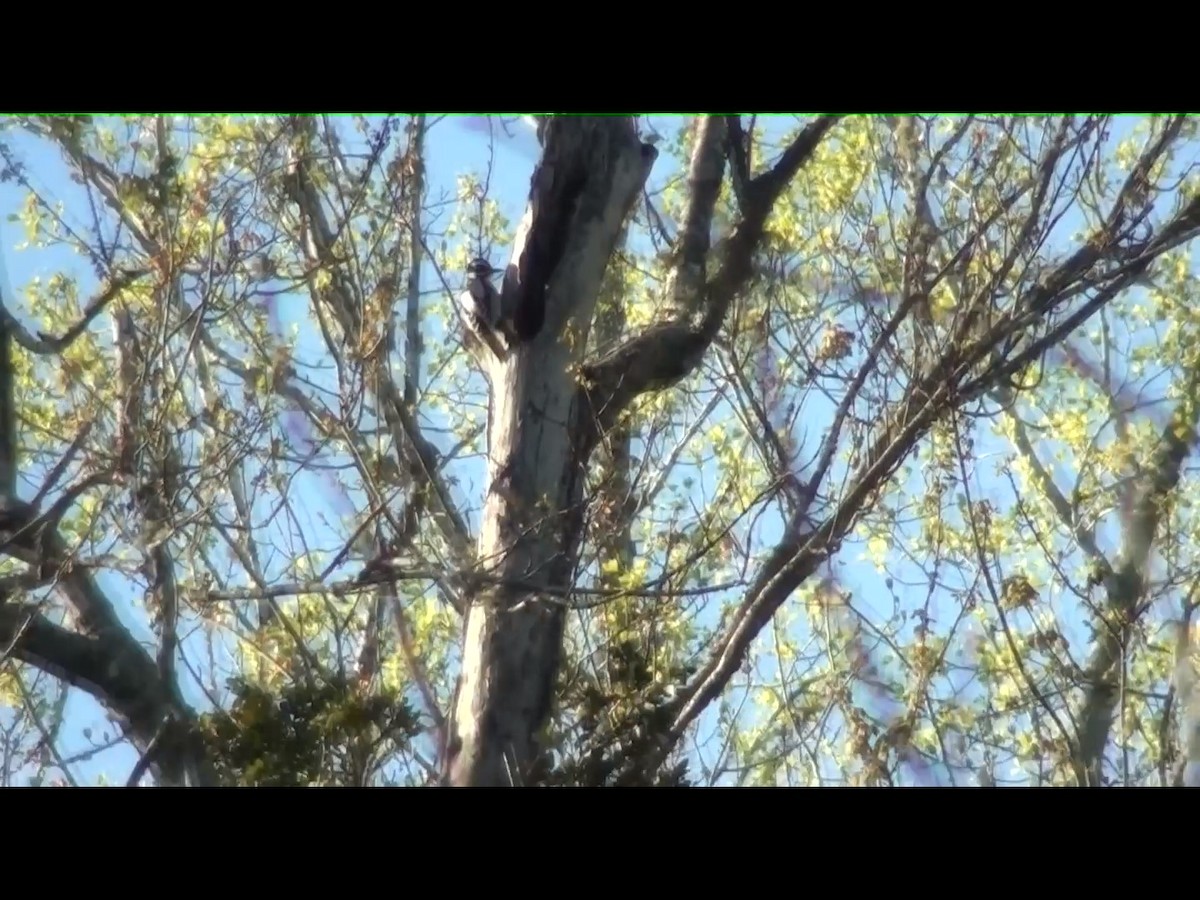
[536,639,695,786]
[198,674,421,786]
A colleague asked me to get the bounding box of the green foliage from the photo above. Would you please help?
[4,114,1200,787]
[536,640,695,786]
[199,675,421,787]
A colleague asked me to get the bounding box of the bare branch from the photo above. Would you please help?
[639,133,1200,774]
[126,716,171,787]
[0,275,18,500]
[1075,364,1200,784]
[582,116,840,429]
[0,600,208,785]
[282,120,474,570]
[0,269,147,356]
[725,115,751,208]
[387,585,446,747]
[403,114,426,407]
[29,421,95,510]
[667,116,728,318]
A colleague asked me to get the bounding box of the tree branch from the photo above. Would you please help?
[725,116,751,208]
[500,117,658,345]
[658,365,952,759]
[581,116,840,431]
[445,117,662,785]
[0,269,147,355]
[0,276,16,501]
[0,599,208,785]
[636,151,1200,775]
[667,116,728,318]
[0,210,206,785]
[282,120,474,571]
[403,114,426,408]
[1074,364,1200,784]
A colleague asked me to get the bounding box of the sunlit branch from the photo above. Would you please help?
[0,269,147,356]
[582,116,840,429]
[203,571,744,607]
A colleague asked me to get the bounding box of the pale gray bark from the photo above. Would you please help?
[447,116,839,785]
[447,119,656,785]
[1072,387,1200,784]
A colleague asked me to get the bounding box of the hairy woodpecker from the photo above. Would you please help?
[458,257,509,360]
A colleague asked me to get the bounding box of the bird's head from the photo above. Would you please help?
[466,257,499,280]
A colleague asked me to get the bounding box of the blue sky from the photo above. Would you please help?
[0,114,1194,786]
[0,115,577,783]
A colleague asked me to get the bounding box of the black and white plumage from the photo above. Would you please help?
[457,257,508,361]
[355,548,423,585]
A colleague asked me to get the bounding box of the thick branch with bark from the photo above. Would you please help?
[447,118,657,786]
[0,269,147,356]
[0,124,228,784]
[0,274,206,784]
[500,117,592,342]
[1073,372,1200,784]
[0,599,208,783]
[581,116,840,432]
[447,116,843,786]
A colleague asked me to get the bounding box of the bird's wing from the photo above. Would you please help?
[457,290,508,362]
[465,281,490,318]
[484,281,501,324]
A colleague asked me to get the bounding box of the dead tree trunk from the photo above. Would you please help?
[446,118,656,786]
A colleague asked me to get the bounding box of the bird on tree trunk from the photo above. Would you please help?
[457,257,512,362]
